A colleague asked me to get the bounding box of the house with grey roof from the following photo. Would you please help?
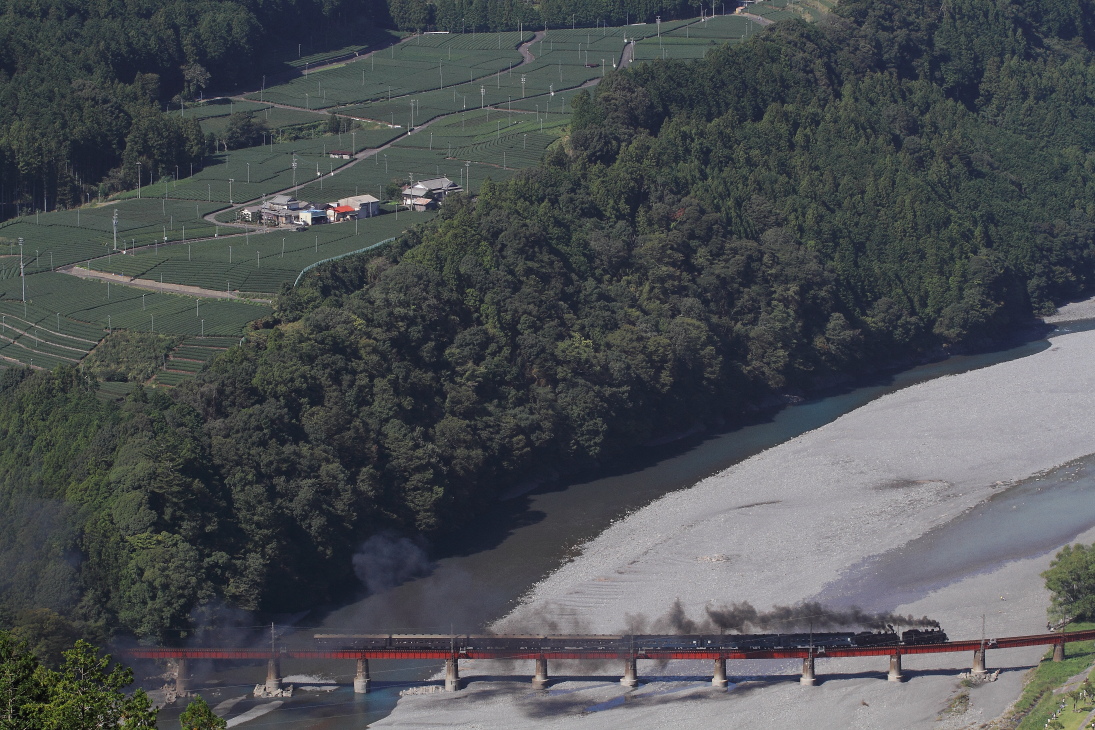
[401,177,462,208]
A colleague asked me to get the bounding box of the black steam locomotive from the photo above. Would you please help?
[314,628,947,652]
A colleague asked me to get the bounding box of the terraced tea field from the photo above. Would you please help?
[0,273,268,339]
[84,213,424,295]
[631,18,756,61]
[742,0,814,22]
[149,335,237,387]
[249,32,532,110]
[113,137,362,206]
[0,16,791,374]
[393,107,568,172]
[0,199,227,274]
[0,304,100,371]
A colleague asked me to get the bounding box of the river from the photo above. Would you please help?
[152,319,1095,728]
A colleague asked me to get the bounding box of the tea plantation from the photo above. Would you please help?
[0,16,749,383]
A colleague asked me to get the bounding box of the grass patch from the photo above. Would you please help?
[1006,625,1095,730]
[944,689,970,716]
[95,380,136,401]
[83,331,179,383]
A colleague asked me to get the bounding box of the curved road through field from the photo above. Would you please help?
[198,28,599,233]
[61,22,694,296]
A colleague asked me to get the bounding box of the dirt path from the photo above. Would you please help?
[738,12,776,25]
[67,28,615,285]
[60,265,272,304]
[202,30,556,228]
[620,39,636,68]
[519,30,547,63]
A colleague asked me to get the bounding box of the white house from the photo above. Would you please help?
[300,209,328,225]
[401,177,462,207]
[329,205,357,222]
[266,194,300,210]
[240,206,262,223]
[336,194,381,218]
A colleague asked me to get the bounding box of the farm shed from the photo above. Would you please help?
[300,209,329,225]
[336,194,380,218]
[330,205,357,221]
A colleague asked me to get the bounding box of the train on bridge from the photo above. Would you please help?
[132,625,1095,697]
[314,628,948,653]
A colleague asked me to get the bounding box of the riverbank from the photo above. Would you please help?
[374,324,1095,728]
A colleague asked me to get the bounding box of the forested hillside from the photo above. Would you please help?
[0,0,384,216]
[389,0,701,34]
[0,0,702,220]
[7,0,1095,647]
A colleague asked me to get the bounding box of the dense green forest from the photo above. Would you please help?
[0,0,692,222]
[0,0,711,221]
[7,0,1095,647]
[0,629,226,728]
[0,0,385,217]
[389,0,702,34]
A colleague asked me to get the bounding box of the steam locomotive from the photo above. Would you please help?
[314,628,947,652]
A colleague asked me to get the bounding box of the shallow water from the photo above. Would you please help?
[819,454,1095,612]
[155,321,1095,727]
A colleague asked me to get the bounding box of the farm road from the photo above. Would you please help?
[738,12,775,25]
[200,29,574,233]
[60,264,272,304]
[61,24,648,292]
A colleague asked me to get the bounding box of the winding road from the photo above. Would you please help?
[62,21,701,296]
[197,28,604,233]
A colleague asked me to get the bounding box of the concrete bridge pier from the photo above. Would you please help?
[1053,642,1066,662]
[972,648,988,676]
[532,656,549,689]
[887,654,903,682]
[353,658,371,694]
[620,657,638,688]
[265,656,282,693]
[711,657,728,688]
[175,658,190,698]
[800,655,816,686]
[445,658,462,692]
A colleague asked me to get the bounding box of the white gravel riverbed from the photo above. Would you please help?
[374,324,1095,729]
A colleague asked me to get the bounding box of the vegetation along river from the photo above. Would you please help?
[151,319,1095,728]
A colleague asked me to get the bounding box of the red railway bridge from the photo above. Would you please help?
[125,629,1095,696]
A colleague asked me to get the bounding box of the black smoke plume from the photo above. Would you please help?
[622,599,938,635]
[704,601,939,633]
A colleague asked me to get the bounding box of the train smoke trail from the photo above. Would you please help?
[351,532,433,595]
[705,601,939,632]
[627,599,938,634]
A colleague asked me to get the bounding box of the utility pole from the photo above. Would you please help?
[18,238,24,303]
[112,209,118,250]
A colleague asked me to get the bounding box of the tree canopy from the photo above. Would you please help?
[179,695,226,730]
[1043,543,1095,627]
[0,633,156,729]
[7,0,1095,646]
[0,0,384,218]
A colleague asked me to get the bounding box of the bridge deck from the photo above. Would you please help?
[124,629,1093,662]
